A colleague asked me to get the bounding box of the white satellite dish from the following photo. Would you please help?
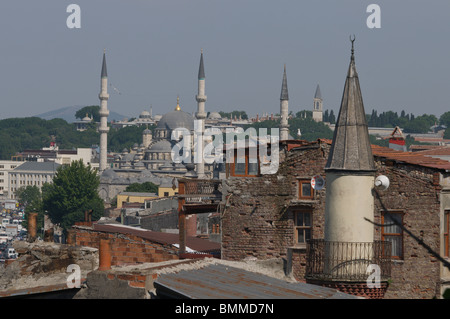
[311,175,325,190]
[375,175,390,190]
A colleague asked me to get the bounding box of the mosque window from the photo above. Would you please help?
[382,211,404,259]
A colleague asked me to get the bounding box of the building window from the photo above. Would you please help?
[164,192,169,197]
[294,210,312,245]
[382,211,404,259]
[445,211,449,258]
[230,148,259,177]
[298,179,313,200]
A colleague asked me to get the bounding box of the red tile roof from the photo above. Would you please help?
[288,139,450,171]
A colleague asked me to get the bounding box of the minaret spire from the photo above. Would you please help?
[195,49,207,178]
[325,36,374,172]
[98,51,110,173]
[279,64,289,140]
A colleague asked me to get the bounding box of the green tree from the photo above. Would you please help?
[125,182,159,193]
[43,160,104,232]
[439,111,450,127]
[75,105,100,122]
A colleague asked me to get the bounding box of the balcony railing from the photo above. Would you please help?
[305,239,391,282]
[178,179,222,204]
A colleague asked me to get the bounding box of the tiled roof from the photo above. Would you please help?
[289,139,450,171]
[371,145,450,171]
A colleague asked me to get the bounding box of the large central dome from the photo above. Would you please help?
[156,97,194,132]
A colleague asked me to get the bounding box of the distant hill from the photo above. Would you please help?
[35,105,129,123]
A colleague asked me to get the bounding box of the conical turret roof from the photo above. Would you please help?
[325,39,375,172]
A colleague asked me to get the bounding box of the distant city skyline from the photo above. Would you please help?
[0,1,449,120]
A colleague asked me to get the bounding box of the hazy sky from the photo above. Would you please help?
[0,0,449,120]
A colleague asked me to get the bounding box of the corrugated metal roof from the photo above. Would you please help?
[154,263,357,299]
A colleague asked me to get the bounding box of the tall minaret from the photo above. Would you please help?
[280,64,289,141]
[312,84,323,122]
[324,38,376,244]
[195,49,207,178]
[98,50,110,173]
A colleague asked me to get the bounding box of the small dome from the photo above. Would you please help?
[148,140,173,152]
[140,110,151,118]
[208,111,222,120]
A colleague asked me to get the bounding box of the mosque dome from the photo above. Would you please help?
[140,110,151,118]
[156,97,194,132]
[208,111,222,120]
[148,140,173,153]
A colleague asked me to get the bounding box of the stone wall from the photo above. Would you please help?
[373,162,442,299]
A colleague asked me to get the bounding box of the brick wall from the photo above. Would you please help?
[70,227,179,266]
[221,140,445,299]
[373,162,442,299]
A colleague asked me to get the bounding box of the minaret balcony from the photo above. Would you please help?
[195,94,207,103]
[99,110,110,117]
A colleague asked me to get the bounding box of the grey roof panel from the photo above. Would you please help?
[154,263,358,299]
[13,161,61,172]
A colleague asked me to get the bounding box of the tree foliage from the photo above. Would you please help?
[219,110,248,120]
[108,125,155,152]
[43,160,104,232]
[125,182,159,193]
[75,105,100,122]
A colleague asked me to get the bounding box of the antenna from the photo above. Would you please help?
[375,175,390,190]
[311,175,325,190]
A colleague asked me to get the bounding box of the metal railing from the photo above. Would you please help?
[305,239,391,282]
[178,179,222,204]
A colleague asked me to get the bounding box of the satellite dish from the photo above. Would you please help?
[311,175,325,190]
[375,175,390,190]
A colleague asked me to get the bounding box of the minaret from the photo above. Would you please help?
[324,38,376,244]
[98,50,110,173]
[312,84,323,122]
[280,64,289,141]
[195,49,207,178]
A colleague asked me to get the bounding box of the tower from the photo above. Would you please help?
[312,84,323,122]
[195,49,207,178]
[324,38,376,244]
[142,127,153,149]
[98,50,110,173]
[280,64,289,141]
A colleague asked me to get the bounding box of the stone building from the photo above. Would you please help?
[218,138,450,299]
[212,42,450,298]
